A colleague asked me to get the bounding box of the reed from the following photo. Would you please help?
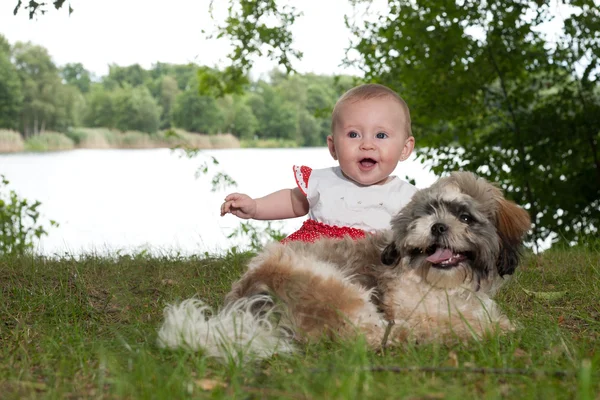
[209,133,241,149]
[0,129,25,153]
[24,131,75,152]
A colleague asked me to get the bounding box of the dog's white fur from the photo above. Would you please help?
[158,172,530,362]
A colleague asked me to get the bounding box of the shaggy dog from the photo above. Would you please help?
[158,172,531,361]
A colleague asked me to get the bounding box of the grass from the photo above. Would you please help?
[0,247,598,399]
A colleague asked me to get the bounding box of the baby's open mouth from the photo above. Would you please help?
[360,158,377,168]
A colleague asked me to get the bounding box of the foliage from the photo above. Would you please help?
[13,0,72,19]
[114,86,162,133]
[0,175,57,256]
[157,75,179,129]
[226,220,287,252]
[0,32,340,151]
[61,62,92,93]
[24,131,75,151]
[219,95,259,139]
[0,36,22,131]
[103,63,150,90]
[196,0,303,97]
[346,0,600,249]
[65,127,117,148]
[175,0,600,249]
[12,41,64,136]
[171,89,225,134]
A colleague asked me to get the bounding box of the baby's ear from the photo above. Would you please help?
[400,135,415,161]
[381,242,400,266]
[327,135,338,160]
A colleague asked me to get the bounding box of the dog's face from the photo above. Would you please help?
[381,172,531,291]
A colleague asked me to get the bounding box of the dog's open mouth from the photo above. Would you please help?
[425,246,470,269]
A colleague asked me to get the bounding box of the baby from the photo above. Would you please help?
[220,83,417,243]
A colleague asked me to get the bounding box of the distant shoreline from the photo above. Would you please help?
[0,128,301,154]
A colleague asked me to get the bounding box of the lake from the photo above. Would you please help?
[0,148,437,256]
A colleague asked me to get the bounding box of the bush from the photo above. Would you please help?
[0,130,24,153]
[0,175,57,256]
[24,131,75,152]
[66,127,118,149]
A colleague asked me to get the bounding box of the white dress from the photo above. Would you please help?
[293,165,418,233]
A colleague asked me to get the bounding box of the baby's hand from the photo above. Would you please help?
[220,193,257,219]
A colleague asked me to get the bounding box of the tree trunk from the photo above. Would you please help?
[34,113,39,136]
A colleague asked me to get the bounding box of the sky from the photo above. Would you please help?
[0,0,377,80]
[0,0,577,80]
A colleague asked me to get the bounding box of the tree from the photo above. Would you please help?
[61,63,92,93]
[157,75,179,129]
[344,0,600,247]
[12,42,63,136]
[50,83,85,131]
[104,63,150,90]
[14,0,600,246]
[0,35,22,130]
[220,95,259,139]
[190,0,600,248]
[171,89,224,134]
[84,84,117,128]
[113,86,162,133]
[248,83,297,140]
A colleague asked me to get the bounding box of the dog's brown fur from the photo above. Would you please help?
[158,172,531,361]
[224,172,531,346]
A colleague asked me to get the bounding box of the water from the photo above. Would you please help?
[0,148,437,256]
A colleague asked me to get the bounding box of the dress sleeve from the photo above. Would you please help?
[293,165,312,196]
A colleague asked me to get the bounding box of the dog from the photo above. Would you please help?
[158,172,531,361]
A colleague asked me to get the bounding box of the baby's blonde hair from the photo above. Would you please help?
[331,83,412,137]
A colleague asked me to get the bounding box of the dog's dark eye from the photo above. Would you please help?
[459,213,474,224]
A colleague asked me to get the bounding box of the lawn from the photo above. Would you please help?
[1,247,598,399]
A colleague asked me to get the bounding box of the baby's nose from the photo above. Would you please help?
[360,139,376,150]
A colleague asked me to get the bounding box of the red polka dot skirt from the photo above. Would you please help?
[281,219,366,244]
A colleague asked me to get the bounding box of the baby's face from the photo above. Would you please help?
[327,96,414,186]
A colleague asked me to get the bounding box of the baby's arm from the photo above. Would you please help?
[221,188,309,220]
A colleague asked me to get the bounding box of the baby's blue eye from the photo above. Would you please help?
[376,132,388,139]
[348,131,359,138]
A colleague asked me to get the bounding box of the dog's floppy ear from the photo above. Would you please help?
[381,242,400,266]
[495,198,531,276]
[496,233,523,276]
[496,198,531,245]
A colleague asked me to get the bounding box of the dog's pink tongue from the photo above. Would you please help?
[426,248,453,263]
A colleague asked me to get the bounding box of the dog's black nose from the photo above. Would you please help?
[431,223,448,236]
